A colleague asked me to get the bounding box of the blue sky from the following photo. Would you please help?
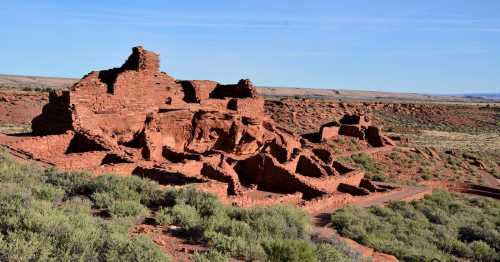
[1,1,499,94]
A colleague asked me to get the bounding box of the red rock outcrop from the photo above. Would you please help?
[5,46,394,207]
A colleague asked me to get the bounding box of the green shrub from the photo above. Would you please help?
[262,239,316,262]
[105,235,170,262]
[468,241,498,262]
[351,153,386,179]
[59,197,93,214]
[109,200,147,219]
[155,188,356,261]
[31,184,65,202]
[421,174,432,180]
[43,169,92,195]
[371,174,390,182]
[0,151,171,261]
[227,204,312,240]
[170,187,225,217]
[92,191,115,209]
[192,250,229,262]
[315,243,353,262]
[0,151,360,262]
[169,204,201,229]
[331,190,500,261]
[155,207,173,226]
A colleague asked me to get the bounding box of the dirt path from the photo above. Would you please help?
[311,186,432,225]
[353,186,432,207]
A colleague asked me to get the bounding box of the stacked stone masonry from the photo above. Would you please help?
[7,47,396,207]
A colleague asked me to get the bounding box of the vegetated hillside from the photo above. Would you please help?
[266,98,500,185]
[331,190,500,262]
[0,150,361,262]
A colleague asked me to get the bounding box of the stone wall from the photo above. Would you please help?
[2,46,397,208]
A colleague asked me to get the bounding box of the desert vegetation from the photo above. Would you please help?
[152,188,363,261]
[0,150,170,261]
[337,153,390,182]
[374,105,500,135]
[0,123,31,134]
[337,147,499,185]
[0,150,362,261]
[331,190,500,261]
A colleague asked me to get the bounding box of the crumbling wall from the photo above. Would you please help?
[234,154,325,200]
[31,90,72,135]
[180,80,218,103]
[209,79,257,99]
[6,46,396,208]
[9,132,75,161]
[302,192,353,213]
[319,113,394,147]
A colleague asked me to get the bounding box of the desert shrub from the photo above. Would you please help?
[155,207,173,225]
[85,174,161,206]
[421,173,432,180]
[31,183,65,202]
[168,187,225,217]
[109,200,147,219]
[0,151,171,261]
[0,151,359,261]
[315,243,353,262]
[331,190,500,261]
[192,250,229,262]
[468,241,498,262]
[335,156,353,166]
[104,235,168,262]
[169,204,202,229]
[458,224,500,251]
[59,196,93,214]
[388,152,401,162]
[156,188,359,261]
[350,153,388,181]
[227,204,312,240]
[262,239,316,262]
[20,86,54,92]
[43,168,92,195]
[351,153,377,168]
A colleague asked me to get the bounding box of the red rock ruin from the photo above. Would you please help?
[319,113,395,147]
[5,46,395,208]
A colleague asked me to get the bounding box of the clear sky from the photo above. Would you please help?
[1,1,500,94]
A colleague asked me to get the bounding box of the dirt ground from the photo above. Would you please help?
[0,90,47,133]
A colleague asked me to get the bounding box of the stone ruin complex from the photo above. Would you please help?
[5,47,395,209]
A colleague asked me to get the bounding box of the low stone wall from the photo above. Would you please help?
[302,192,353,213]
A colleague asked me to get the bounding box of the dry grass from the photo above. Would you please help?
[0,124,31,134]
[405,130,500,152]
